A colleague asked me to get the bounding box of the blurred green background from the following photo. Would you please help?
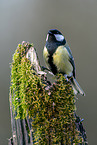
[0,0,97,144]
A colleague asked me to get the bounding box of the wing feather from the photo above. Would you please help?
[65,44,76,78]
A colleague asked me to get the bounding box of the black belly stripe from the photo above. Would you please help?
[48,55,57,75]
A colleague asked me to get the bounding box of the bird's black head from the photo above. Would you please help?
[46,29,66,45]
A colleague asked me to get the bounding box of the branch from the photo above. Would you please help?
[9,41,88,145]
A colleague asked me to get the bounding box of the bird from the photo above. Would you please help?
[43,29,85,96]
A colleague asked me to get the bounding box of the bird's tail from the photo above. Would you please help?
[70,77,85,96]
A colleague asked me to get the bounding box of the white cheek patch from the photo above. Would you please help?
[54,34,64,42]
[46,34,49,41]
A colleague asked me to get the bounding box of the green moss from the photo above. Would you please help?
[10,42,83,144]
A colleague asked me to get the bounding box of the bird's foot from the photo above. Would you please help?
[64,74,69,81]
[41,66,54,75]
[41,66,49,71]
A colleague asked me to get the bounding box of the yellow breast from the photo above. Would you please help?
[53,46,73,76]
[43,46,50,68]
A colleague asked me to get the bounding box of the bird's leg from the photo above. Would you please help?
[64,74,69,81]
[41,66,50,71]
[42,66,54,75]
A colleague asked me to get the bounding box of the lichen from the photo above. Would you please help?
[10,42,84,144]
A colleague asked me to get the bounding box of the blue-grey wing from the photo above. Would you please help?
[65,45,76,78]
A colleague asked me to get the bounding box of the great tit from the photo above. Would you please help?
[43,29,85,96]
